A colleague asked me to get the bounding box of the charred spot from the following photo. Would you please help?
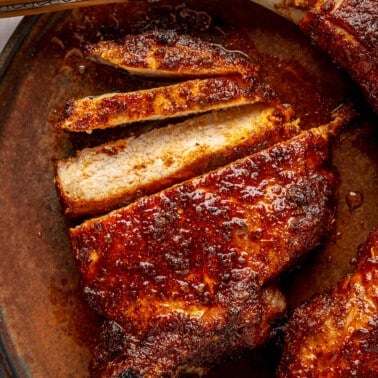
[287,184,314,208]
[164,252,190,271]
[154,29,180,45]
[119,369,140,378]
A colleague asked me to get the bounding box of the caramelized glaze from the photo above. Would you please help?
[70,126,338,376]
[58,75,269,132]
[278,229,378,377]
[300,0,378,112]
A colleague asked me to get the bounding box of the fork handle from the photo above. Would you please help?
[0,0,123,18]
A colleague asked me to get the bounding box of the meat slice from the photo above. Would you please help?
[70,122,341,376]
[55,103,299,217]
[87,29,254,78]
[278,228,378,377]
[251,0,378,112]
[299,0,378,113]
[56,75,269,132]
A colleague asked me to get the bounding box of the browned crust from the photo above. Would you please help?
[54,104,299,217]
[299,0,378,112]
[56,75,270,132]
[278,228,378,377]
[70,125,336,332]
[87,29,255,78]
[70,125,338,376]
[90,285,286,377]
[55,103,354,218]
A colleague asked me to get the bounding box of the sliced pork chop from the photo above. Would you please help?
[55,103,299,217]
[87,29,254,78]
[56,75,269,132]
[69,120,345,376]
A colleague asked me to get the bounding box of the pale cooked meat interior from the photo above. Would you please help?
[56,103,299,216]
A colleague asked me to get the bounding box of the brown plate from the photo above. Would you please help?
[0,1,377,377]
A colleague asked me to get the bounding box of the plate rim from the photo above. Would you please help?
[0,15,39,80]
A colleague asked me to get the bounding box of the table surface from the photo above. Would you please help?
[0,17,23,53]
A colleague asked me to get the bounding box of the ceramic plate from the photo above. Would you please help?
[0,1,376,376]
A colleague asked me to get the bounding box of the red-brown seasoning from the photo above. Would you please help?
[299,0,378,112]
[278,228,378,377]
[70,126,337,376]
[58,75,268,132]
[88,29,255,77]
